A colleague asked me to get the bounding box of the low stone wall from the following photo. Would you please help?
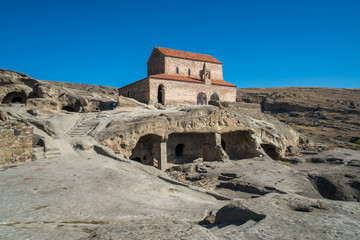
[0,120,34,165]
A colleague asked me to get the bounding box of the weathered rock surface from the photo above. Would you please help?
[96,105,309,161]
[1,71,359,239]
[209,194,360,240]
[0,69,122,113]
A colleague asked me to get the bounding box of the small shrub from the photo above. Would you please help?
[220,101,230,107]
[349,137,360,144]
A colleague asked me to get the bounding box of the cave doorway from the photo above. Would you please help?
[261,144,279,160]
[167,132,207,164]
[175,144,184,156]
[2,91,27,104]
[130,134,162,167]
[221,139,226,151]
[221,131,258,160]
[62,106,76,112]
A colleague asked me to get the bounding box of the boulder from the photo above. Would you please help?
[0,110,8,121]
[117,96,145,108]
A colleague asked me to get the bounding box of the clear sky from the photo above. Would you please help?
[1,0,359,88]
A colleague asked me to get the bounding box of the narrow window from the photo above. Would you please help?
[188,68,191,76]
[199,70,201,77]
[127,91,130,97]
[176,67,179,74]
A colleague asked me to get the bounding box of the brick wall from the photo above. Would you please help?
[118,78,150,103]
[164,57,223,80]
[149,78,236,105]
[0,120,34,165]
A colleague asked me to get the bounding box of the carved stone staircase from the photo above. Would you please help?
[68,114,100,137]
[32,146,61,160]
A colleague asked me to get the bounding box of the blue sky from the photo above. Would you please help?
[1,0,359,88]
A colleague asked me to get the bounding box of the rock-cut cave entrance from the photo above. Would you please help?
[129,130,260,170]
[2,91,27,104]
[261,144,279,160]
[221,131,258,159]
[130,134,162,167]
[167,132,207,164]
[62,106,76,112]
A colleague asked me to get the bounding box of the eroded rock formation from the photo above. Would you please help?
[95,106,309,165]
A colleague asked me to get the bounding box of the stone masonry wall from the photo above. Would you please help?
[118,78,150,103]
[149,78,236,105]
[164,57,223,80]
[0,120,34,165]
[147,49,165,76]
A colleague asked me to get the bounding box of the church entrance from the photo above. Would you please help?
[157,85,165,104]
[197,92,207,105]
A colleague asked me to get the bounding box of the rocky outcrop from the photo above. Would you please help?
[0,69,38,104]
[0,69,126,113]
[95,106,309,160]
[209,194,360,240]
[215,201,266,224]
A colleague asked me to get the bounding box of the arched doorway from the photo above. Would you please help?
[157,85,165,104]
[197,92,207,105]
[210,92,219,102]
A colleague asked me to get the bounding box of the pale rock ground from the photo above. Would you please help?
[0,102,359,239]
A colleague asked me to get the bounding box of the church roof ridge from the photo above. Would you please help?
[154,47,222,64]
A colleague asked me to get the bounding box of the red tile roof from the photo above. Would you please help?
[155,47,222,64]
[149,74,236,87]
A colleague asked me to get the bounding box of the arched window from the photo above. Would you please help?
[176,67,179,74]
[210,93,220,102]
[197,92,207,105]
[188,68,191,76]
[157,84,165,104]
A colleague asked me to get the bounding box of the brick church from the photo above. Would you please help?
[118,47,237,105]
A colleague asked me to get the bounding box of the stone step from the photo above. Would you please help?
[46,148,61,152]
[32,148,45,160]
[69,132,89,135]
[78,122,99,126]
[32,147,44,153]
[70,130,89,133]
[74,126,93,129]
[45,152,61,158]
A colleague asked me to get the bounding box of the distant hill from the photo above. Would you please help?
[237,87,360,149]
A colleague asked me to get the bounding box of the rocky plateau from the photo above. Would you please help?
[0,69,359,239]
